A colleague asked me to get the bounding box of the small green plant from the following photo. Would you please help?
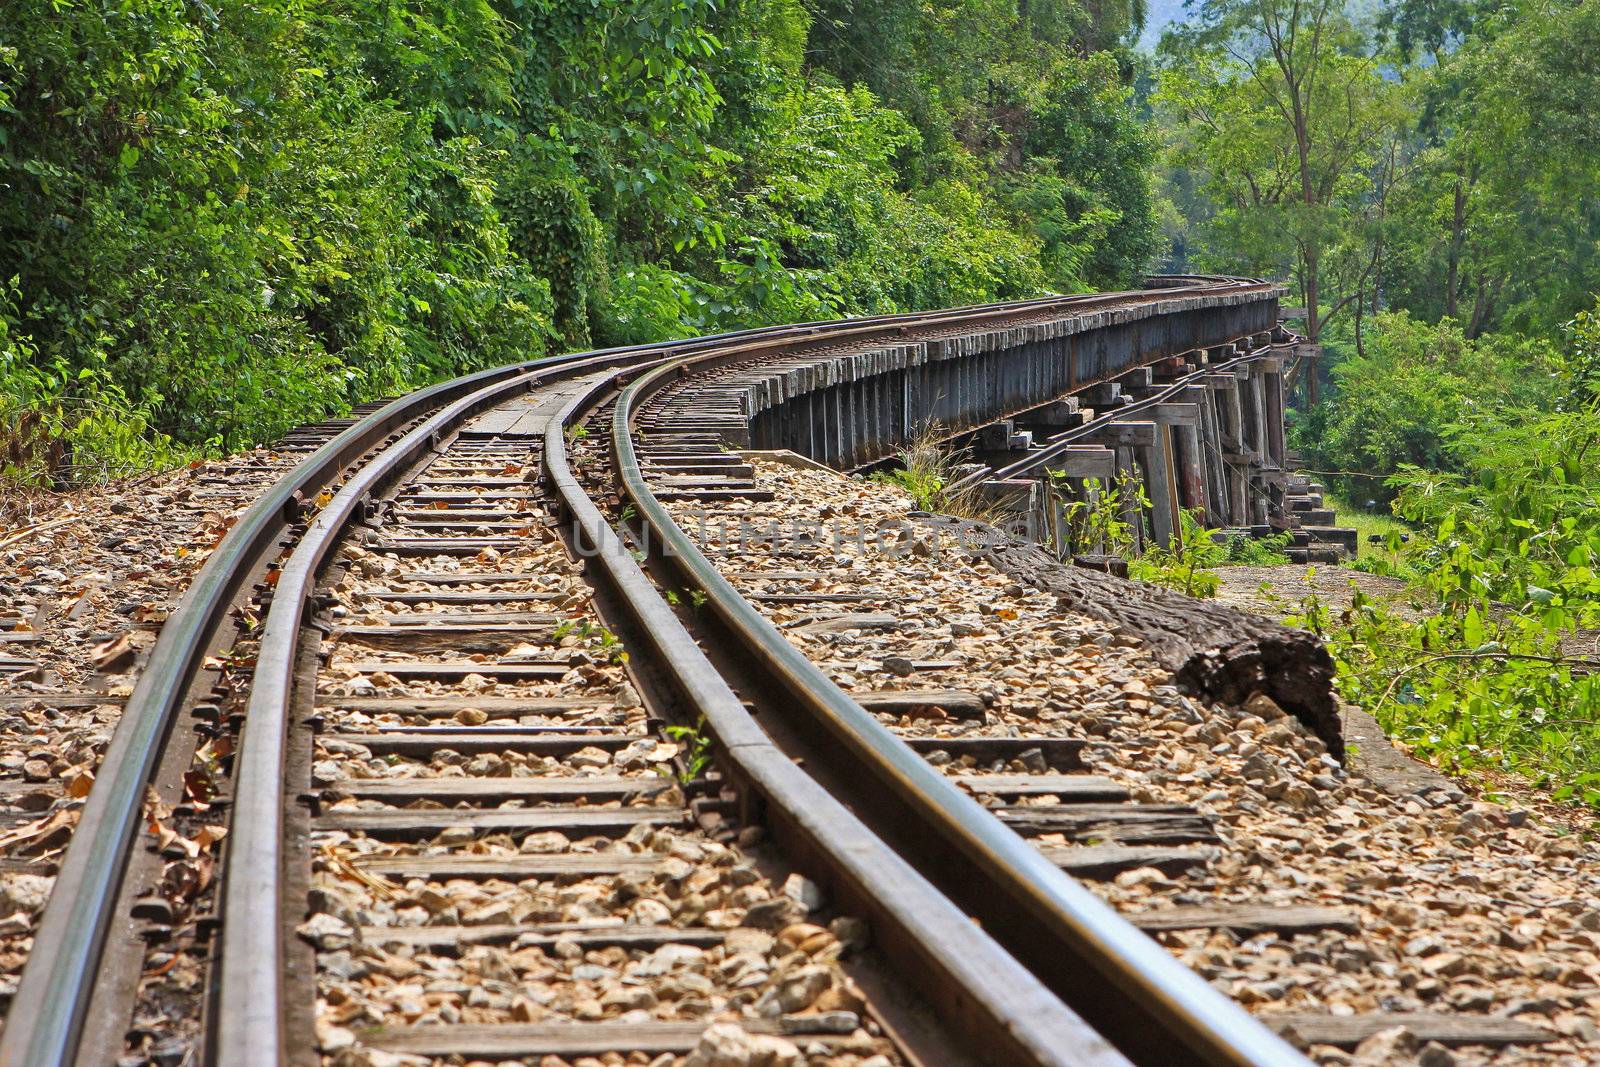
[688,589,708,609]
[868,425,1000,522]
[663,718,714,784]
[871,457,945,512]
[551,619,626,662]
[565,423,590,444]
[665,589,681,606]
[1052,473,1140,556]
[1128,509,1226,597]
[1220,528,1294,566]
[592,626,627,664]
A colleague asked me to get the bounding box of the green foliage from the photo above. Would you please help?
[1008,52,1162,288]
[0,278,191,482]
[502,170,607,349]
[1128,509,1225,597]
[870,427,1002,521]
[1287,315,1600,802]
[806,0,1146,179]
[871,462,947,514]
[1155,3,1406,348]
[1053,473,1140,557]
[1151,0,1600,802]
[1299,485,1600,804]
[1,0,557,481]
[1158,0,1600,348]
[1220,528,1293,566]
[1050,471,1256,594]
[663,718,715,784]
[1293,312,1557,505]
[1,0,1163,483]
[1322,490,1416,575]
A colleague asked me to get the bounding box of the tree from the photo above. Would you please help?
[1156,0,1402,400]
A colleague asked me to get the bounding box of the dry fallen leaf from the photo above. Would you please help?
[183,769,215,806]
[91,633,137,671]
[197,735,234,762]
[0,808,79,854]
[194,824,228,851]
[143,953,181,978]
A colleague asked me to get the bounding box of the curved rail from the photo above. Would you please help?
[0,359,549,1067]
[1,275,1287,1067]
[2,323,793,1066]
[540,368,1126,1067]
[610,340,1308,1063]
[213,334,1147,1064]
[217,368,541,1064]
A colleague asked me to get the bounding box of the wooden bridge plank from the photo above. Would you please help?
[359,923,723,951]
[315,806,681,837]
[321,732,637,756]
[956,774,1130,801]
[1129,905,1358,934]
[1040,844,1215,879]
[353,852,667,880]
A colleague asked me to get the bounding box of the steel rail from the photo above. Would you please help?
[610,306,1311,1065]
[1,274,1277,1067]
[3,323,765,1067]
[212,302,1174,1065]
[0,295,1001,1066]
[216,368,533,1065]
[542,367,1131,1067]
[216,342,725,1065]
[0,359,550,1067]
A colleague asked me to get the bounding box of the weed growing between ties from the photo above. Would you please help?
[869,427,1003,524]
[662,718,714,785]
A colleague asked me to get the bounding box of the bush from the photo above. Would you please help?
[1294,312,1557,506]
[1292,308,1600,803]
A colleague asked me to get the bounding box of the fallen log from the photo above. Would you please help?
[917,513,1342,758]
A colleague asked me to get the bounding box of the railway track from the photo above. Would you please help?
[2,278,1583,1067]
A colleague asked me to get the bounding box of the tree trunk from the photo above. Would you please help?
[1446,174,1467,321]
[1467,272,1497,339]
[920,515,1343,757]
[1295,103,1321,408]
[1354,283,1366,358]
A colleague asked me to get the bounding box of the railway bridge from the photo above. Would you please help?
[659,276,1348,559]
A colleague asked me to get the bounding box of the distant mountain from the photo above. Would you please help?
[1139,0,1191,49]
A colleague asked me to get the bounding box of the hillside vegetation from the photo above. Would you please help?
[0,0,1155,481]
[1152,0,1600,801]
